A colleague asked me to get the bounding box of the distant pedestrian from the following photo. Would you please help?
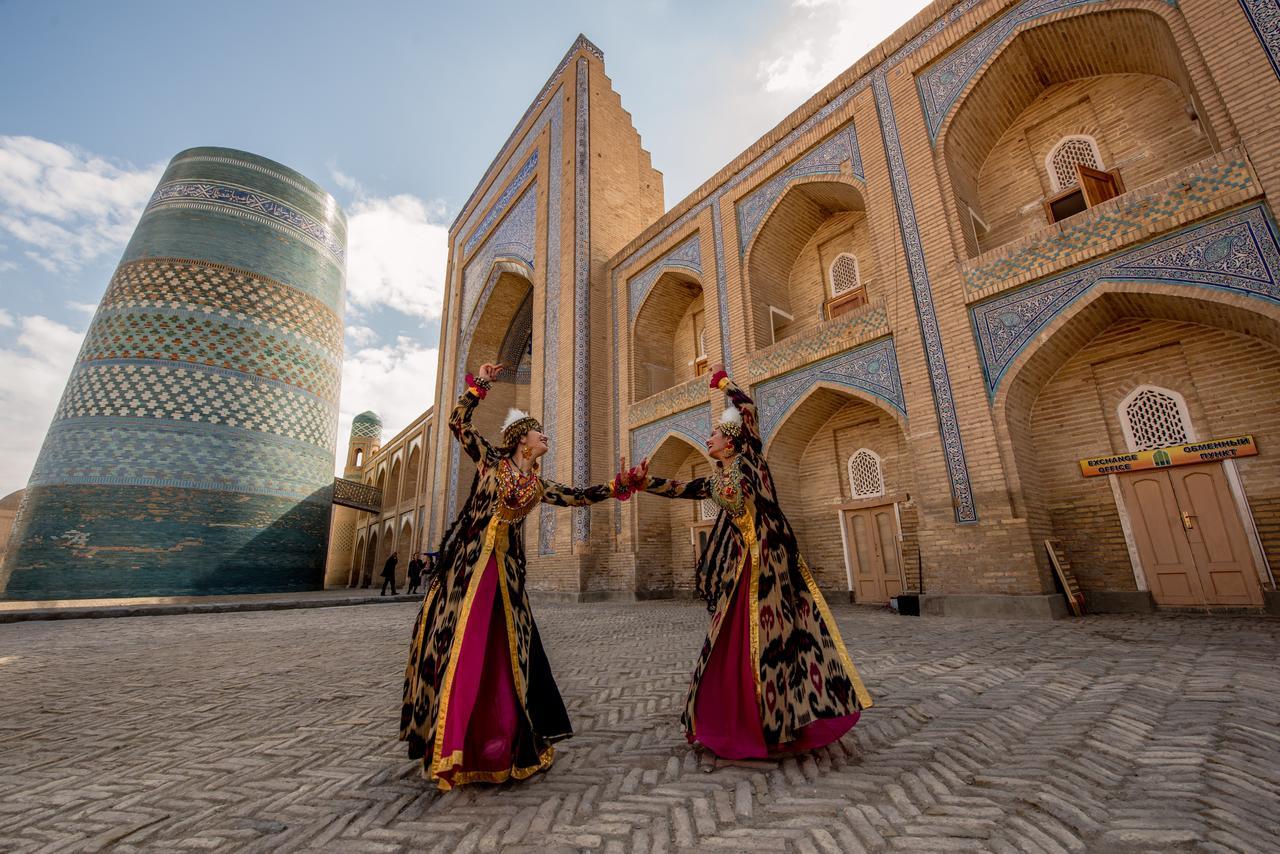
[406,553,424,595]
[380,551,399,596]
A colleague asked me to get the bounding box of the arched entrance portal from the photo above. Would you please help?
[455,273,535,499]
[997,285,1279,609]
[765,385,917,604]
[635,434,715,596]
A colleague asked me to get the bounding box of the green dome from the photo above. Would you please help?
[351,411,382,439]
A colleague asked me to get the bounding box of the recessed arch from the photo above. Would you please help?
[766,383,916,593]
[631,269,706,401]
[741,176,874,349]
[992,282,1280,596]
[634,432,715,596]
[934,6,1224,257]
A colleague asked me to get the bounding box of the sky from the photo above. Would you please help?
[0,0,931,498]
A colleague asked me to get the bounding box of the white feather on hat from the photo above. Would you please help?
[502,408,530,432]
[718,404,742,427]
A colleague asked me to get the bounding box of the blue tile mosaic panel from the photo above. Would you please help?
[972,203,1280,395]
[754,338,906,440]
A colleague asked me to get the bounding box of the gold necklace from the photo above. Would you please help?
[711,455,746,517]
[495,457,541,522]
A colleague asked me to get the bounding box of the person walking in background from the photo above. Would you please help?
[406,553,424,595]
[380,551,399,596]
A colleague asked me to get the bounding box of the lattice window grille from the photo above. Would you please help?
[1120,386,1194,452]
[847,449,885,499]
[829,253,861,298]
[1047,136,1103,192]
[700,498,719,520]
[697,328,706,358]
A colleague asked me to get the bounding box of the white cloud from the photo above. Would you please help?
[0,314,87,497]
[335,337,439,475]
[344,193,450,323]
[66,301,98,316]
[0,309,13,328]
[345,324,379,347]
[0,136,163,273]
[758,0,931,94]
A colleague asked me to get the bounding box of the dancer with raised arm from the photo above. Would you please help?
[399,362,631,790]
[629,364,872,760]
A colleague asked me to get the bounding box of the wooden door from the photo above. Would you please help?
[844,505,903,604]
[1118,464,1262,607]
[1078,164,1124,206]
[1170,464,1263,606]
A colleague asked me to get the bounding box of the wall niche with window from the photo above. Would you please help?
[940,10,1219,258]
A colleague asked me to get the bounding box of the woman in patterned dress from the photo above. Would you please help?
[630,365,873,759]
[399,362,629,790]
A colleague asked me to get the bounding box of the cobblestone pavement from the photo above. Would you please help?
[1,601,1278,853]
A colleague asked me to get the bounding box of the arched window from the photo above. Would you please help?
[847,448,885,499]
[1119,386,1195,452]
[828,253,861,299]
[353,448,363,467]
[1047,135,1104,192]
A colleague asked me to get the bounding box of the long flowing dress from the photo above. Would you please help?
[399,382,616,790]
[642,373,873,759]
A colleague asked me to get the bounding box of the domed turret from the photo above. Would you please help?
[351,411,383,439]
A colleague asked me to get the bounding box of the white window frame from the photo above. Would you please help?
[847,448,886,500]
[1046,135,1105,193]
[1118,385,1195,452]
[827,252,862,299]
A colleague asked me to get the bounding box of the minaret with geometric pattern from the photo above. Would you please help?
[1,147,346,599]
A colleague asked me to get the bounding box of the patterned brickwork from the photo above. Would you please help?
[629,405,714,473]
[745,301,891,385]
[916,0,1178,142]
[31,419,333,499]
[101,257,345,354]
[735,121,864,255]
[3,147,345,600]
[4,603,1279,852]
[973,203,1280,395]
[629,376,712,429]
[754,337,907,440]
[147,180,345,264]
[81,310,340,400]
[627,233,703,324]
[54,361,336,447]
[463,150,538,256]
[963,147,1261,296]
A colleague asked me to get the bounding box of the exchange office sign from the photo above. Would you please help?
[1079,435,1258,477]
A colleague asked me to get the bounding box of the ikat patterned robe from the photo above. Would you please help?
[399,385,614,787]
[643,376,873,746]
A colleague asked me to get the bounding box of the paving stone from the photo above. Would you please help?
[1,603,1279,852]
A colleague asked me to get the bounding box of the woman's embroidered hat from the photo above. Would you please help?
[501,407,543,446]
[715,404,743,438]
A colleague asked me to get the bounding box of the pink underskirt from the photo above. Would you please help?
[690,561,859,759]
[436,554,519,784]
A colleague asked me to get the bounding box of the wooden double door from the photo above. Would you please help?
[1118,462,1263,608]
[843,504,905,605]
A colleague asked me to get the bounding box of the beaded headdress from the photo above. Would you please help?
[715,404,743,438]
[501,408,543,446]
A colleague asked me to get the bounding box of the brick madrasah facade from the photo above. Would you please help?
[334,0,1280,616]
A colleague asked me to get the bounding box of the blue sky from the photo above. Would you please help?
[0,0,928,496]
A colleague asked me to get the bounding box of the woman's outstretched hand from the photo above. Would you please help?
[478,363,504,383]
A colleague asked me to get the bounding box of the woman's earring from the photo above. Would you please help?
[522,446,534,460]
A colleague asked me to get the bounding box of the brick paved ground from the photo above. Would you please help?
[1,601,1278,853]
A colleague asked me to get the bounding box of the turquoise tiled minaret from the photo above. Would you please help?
[1,147,346,599]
